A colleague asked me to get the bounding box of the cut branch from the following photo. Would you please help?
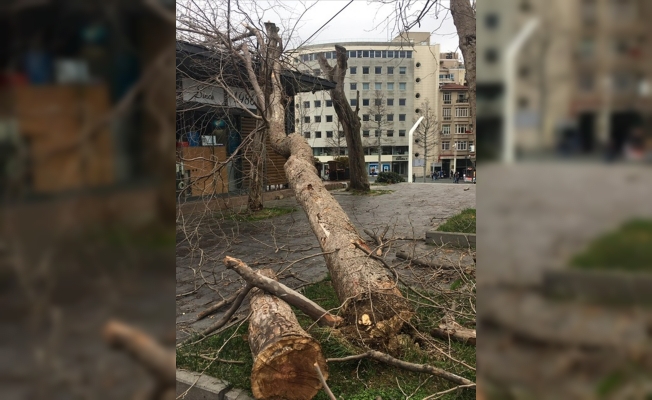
[431,323,476,346]
[327,350,474,386]
[195,288,244,321]
[224,256,342,327]
[103,320,176,387]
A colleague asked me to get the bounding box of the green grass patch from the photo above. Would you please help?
[219,206,297,222]
[437,209,476,234]
[177,277,476,400]
[570,219,652,272]
[350,189,394,196]
[90,223,176,249]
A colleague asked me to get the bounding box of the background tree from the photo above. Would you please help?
[363,91,393,175]
[318,48,370,191]
[413,99,439,182]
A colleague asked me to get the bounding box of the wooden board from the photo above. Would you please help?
[178,146,228,196]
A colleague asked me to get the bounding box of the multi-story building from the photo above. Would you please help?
[292,32,440,178]
[436,83,475,176]
[439,52,466,86]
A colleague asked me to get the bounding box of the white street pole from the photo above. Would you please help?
[452,142,457,175]
[503,18,539,164]
[408,116,425,183]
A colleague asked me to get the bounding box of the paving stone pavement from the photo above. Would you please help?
[175,182,476,341]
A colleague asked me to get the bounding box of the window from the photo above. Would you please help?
[456,125,467,134]
[326,131,333,138]
[394,146,408,154]
[363,98,370,106]
[387,51,394,58]
[399,82,407,90]
[485,48,499,63]
[363,51,369,58]
[374,114,381,122]
[399,66,406,74]
[455,108,469,117]
[455,141,467,150]
[375,82,382,90]
[304,116,310,123]
[326,115,333,122]
[387,82,394,90]
[399,51,406,58]
[357,50,363,58]
[362,66,370,74]
[442,124,451,135]
[443,108,451,120]
[375,51,381,58]
[315,116,322,122]
[374,98,382,106]
[399,129,406,137]
[313,69,321,76]
[486,13,499,29]
[326,100,333,107]
[399,114,406,121]
[350,99,357,106]
[350,66,357,74]
[442,141,450,150]
[303,101,310,108]
[469,141,474,151]
[457,93,468,103]
[375,66,382,74]
[374,130,380,137]
[349,51,357,58]
[350,83,357,90]
[387,67,394,75]
[387,98,394,106]
[314,100,321,107]
[406,51,412,58]
[399,98,406,106]
[363,114,370,121]
[443,93,451,104]
[363,130,370,137]
[363,82,370,90]
[304,132,311,138]
[315,131,322,138]
[387,130,394,137]
[387,114,394,121]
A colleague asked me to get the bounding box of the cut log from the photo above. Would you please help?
[248,268,328,400]
[224,256,343,327]
[103,320,176,387]
[431,324,476,346]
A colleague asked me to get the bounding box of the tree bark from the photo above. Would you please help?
[248,268,328,400]
[247,124,265,211]
[450,0,476,136]
[223,256,343,327]
[103,320,176,387]
[318,46,370,192]
[258,23,412,349]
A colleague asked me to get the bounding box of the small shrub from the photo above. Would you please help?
[376,171,405,184]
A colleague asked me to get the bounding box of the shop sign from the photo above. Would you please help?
[393,156,408,161]
[181,78,224,105]
[227,87,257,110]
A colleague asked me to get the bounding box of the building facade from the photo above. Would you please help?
[439,52,467,86]
[437,83,475,177]
[293,32,440,178]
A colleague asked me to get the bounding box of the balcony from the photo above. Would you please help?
[443,116,451,121]
[456,98,468,104]
[443,99,452,104]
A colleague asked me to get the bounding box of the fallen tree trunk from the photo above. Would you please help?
[103,320,176,388]
[248,268,328,400]
[250,22,412,349]
[224,256,343,327]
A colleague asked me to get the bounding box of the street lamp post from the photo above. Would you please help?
[452,142,457,176]
[408,116,425,183]
[503,18,540,164]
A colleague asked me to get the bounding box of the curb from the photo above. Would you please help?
[426,231,476,248]
[543,269,652,305]
[176,369,254,400]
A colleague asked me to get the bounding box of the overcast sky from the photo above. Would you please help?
[239,0,460,53]
[284,0,459,52]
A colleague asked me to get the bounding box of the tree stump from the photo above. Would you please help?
[248,268,328,400]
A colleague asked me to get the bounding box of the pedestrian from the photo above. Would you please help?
[454,171,459,183]
[412,173,416,182]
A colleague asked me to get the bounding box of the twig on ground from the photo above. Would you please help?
[326,350,474,386]
[195,288,244,321]
[314,362,337,400]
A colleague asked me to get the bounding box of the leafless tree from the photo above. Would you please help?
[318,47,370,191]
[363,91,394,175]
[413,99,439,182]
